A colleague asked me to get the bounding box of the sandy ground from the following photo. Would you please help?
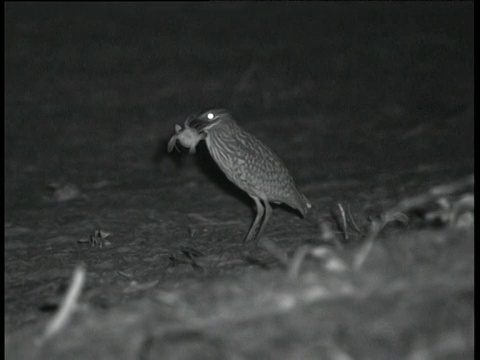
[5,3,474,359]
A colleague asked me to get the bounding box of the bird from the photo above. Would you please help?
[168,109,311,243]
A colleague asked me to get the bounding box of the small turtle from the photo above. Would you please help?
[168,118,205,154]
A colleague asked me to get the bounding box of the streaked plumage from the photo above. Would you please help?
[168,109,311,243]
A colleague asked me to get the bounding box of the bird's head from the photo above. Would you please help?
[186,109,233,132]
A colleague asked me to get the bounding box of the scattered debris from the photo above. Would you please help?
[390,174,473,223]
[287,245,313,279]
[91,180,114,189]
[123,280,159,294]
[180,246,204,258]
[287,244,349,279]
[46,235,77,246]
[330,203,366,243]
[310,247,349,273]
[4,225,33,237]
[336,203,349,240]
[347,204,365,236]
[47,182,83,203]
[78,229,112,248]
[168,246,205,272]
[41,265,86,341]
[117,271,135,279]
[187,225,209,238]
[353,174,474,270]
[424,193,474,228]
[318,219,336,243]
[289,175,474,276]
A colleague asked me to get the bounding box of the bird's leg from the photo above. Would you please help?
[255,198,272,243]
[244,196,264,243]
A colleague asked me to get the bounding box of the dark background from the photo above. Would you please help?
[5,2,474,359]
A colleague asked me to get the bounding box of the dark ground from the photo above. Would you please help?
[5,3,474,359]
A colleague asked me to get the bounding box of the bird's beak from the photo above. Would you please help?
[186,116,218,132]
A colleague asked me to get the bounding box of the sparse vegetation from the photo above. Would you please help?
[5,3,473,359]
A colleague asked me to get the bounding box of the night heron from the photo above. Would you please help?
[168,109,311,243]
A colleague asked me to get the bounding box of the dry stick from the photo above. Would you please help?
[353,211,409,271]
[353,174,474,270]
[336,203,349,240]
[390,174,474,215]
[42,264,86,340]
[288,245,313,279]
[429,174,474,196]
[352,219,385,271]
[347,204,365,236]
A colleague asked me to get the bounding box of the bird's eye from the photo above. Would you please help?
[207,112,215,120]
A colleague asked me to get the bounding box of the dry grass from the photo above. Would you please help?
[5,3,473,359]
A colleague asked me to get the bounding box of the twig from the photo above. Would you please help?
[352,220,383,271]
[336,203,349,240]
[287,245,313,279]
[353,175,473,270]
[389,174,474,215]
[347,204,365,235]
[42,264,86,341]
[353,212,408,270]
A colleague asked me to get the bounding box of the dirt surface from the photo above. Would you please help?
[5,3,474,359]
